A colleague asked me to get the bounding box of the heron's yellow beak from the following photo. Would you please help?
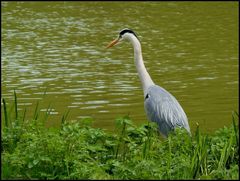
[106,38,119,48]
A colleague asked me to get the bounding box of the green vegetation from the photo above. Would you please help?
[1,93,239,180]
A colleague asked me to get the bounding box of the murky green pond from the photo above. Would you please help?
[1,2,238,133]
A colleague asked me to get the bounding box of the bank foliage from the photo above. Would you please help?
[1,94,239,180]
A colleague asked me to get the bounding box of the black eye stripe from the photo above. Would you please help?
[119,29,139,39]
[120,29,133,35]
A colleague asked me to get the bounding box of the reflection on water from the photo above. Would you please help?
[1,2,238,133]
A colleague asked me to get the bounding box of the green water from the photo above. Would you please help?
[1,2,238,133]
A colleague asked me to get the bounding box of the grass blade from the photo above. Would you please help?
[22,107,27,123]
[33,101,39,120]
[14,90,18,120]
[43,103,52,123]
[2,98,8,128]
[232,111,239,148]
[61,108,70,127]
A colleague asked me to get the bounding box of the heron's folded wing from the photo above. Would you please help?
[144,85,190,134]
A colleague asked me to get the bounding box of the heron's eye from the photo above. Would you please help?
[145,94,150,100]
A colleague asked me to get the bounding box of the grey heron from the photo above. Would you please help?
[107,28,191,137]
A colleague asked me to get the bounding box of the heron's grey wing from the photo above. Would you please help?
[144,85,190,136]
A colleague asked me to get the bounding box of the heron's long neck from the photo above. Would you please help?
[128,35,154,95]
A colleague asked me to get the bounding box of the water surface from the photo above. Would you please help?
[1,2,238,133]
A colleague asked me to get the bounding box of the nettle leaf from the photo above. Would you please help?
[28,162,33,169]
[33,159,39,165]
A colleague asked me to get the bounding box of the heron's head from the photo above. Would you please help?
[106,28,138,48]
